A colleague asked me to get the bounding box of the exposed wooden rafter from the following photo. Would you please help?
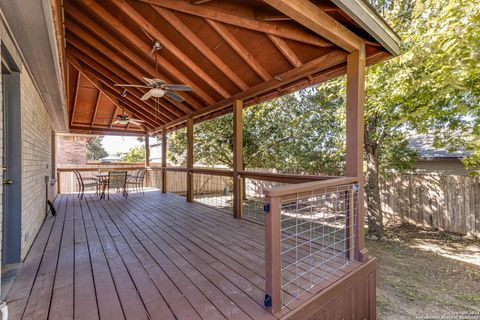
[261,0,363,52]
[207,19,271,81]
[113,0,232,99]
[153,6,249,91]
[267,35,302,68]
[67,43,172,124]
[70,72,82,127]
[71,0,204,110]
[68,56,161,129]
[91,92,101,127]
[139,0,333,47]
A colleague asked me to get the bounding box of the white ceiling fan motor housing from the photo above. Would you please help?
[151,88,165,97]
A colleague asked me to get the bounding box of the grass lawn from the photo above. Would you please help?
[368,224,480,319]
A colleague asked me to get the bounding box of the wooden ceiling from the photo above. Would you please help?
[62,0,393,136]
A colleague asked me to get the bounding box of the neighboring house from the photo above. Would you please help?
[100,155,123,163]
[409,134,469,175]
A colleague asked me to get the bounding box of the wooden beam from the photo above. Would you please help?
[91,91,101,127]
[70,0,203,110]
[232,100,243,219]
[151,49,347,133]
[186,118,194,202]
[69,126,147,136]
[191,0,212,4]
[68,57,160,129]
[145,133,150,167]
[67,47,168,125]
[64,8,187,118]
[153,6,248,91]
[70,72,81,127]
[345,45,367,262]
[113,0,231,99]
[161,128,167,193]
[207,19,271,81]
[140,0,332,47]
[267,35,302,68]
[261,0,363,52]
[255,7,292,22]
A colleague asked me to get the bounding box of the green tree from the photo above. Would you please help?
[168,86,346,175]
[86,136,108,161]
[121,145,145,162]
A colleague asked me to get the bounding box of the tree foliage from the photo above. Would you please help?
[120,145,145,163]
[86,136,108,161]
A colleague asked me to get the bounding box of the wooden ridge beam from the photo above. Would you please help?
[71,0,204,111]
[64,6,187,118]
[267,35,302,68]
[261,0,363,52]
[70,126,146,136]
[91,92,101,127]
[140,0,332,47]
[67,44,171,124]
[207,19,271,82]
[153,6,248,91]
[67,56,161,129]
[70,72,81,127]
[113,0,231,99]
[151,49,347,133]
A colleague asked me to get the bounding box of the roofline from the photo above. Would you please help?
[331,0,401,56]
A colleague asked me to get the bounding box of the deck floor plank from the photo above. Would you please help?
[6,190,362,320]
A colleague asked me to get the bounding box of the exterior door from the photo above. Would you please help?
[1,60,22,265]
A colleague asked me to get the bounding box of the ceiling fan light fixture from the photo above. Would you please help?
[151,88,165,98]
[117,119,129,125]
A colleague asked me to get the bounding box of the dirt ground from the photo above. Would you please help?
[367,224,480,320]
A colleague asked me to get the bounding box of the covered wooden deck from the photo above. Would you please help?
[6,190,373,320]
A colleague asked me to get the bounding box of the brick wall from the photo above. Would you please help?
[56,135,89,165]
[0,40,3,282]
[20,67,53,259]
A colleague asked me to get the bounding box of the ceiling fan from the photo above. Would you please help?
[114,77,192,102]
[114,36,192,103]
[113,113,145,126]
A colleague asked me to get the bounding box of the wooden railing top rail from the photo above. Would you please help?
[264,177,358,197]
[57,166,148,172]
[190,168,234,177]
[239,170,338,184]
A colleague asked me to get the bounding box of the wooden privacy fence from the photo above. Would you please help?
[381,173,480,237]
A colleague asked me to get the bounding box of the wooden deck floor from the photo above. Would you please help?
[6,190,359,320]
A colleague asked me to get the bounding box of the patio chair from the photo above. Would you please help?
[106,171,128,200]
[73,170,101,200]
[127,168,147,194]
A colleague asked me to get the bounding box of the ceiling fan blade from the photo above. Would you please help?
[129,119,143,126]
[165,90,185,102]
[113,120,120,124]
[114,84,150,88]
[130,118,145,122]
[163,84,192,91]
[143,77,158,86]
[141,90,153,101]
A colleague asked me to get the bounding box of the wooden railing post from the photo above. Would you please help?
[233,99,244,219]
[264,195,281,314]
[145,132,150,187]
[186,118,194,202]
[161,128,167,193]
[57,169,61,194]
[345,44,367,262]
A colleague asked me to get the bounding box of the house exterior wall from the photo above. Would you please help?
[415,158,468,175]
[20,69,53,258]
[56,135,89,165]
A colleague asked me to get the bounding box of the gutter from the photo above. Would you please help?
[0,301,7,320]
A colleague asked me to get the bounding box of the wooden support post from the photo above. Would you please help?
[233,99,244,219]
[145,133,150,188]
[264,195,281,314]
[345,44,367,262]
[186,118,194,202]
[161,128,167,193]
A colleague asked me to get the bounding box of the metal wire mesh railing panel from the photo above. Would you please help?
[243,178,289,224]
[146,168,162,190]
[193,173,233,212]
[166,170,187,196]
[279,183,358,309]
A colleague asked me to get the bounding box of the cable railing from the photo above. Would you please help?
[192,169,234,212]
[263,177,359,314]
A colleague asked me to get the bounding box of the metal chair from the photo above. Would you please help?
[127,168,147,194]
[73,170,101,200]
[106,171,128,199]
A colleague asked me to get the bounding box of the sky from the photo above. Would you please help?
[102,136,143,155]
